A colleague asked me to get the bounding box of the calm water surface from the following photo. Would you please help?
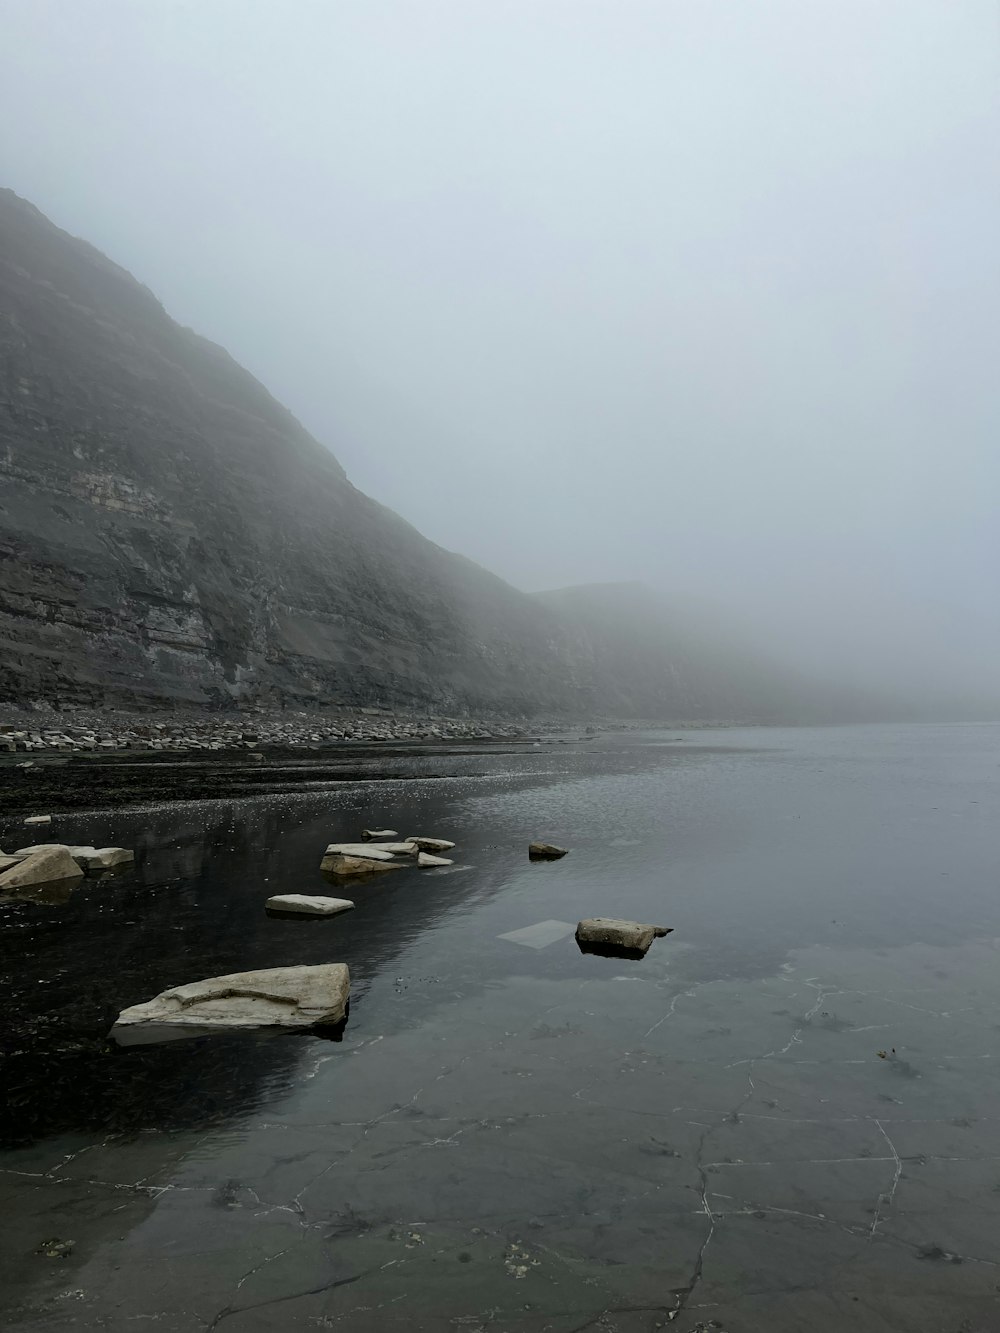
[2,724,999,1331]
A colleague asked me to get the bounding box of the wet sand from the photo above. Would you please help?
[2,725,999,1330]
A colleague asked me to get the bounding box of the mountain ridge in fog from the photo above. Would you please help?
[0,187,976,722]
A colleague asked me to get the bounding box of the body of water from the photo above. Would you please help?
[2,724,999,1331]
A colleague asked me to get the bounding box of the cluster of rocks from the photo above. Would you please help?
[0,838,134,898]
[0,706,568,756]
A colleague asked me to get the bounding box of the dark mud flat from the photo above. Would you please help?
[3,724,1000,1332]
[0,736,540,814]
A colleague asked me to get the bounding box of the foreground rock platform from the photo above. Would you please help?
[110,964,351,1045]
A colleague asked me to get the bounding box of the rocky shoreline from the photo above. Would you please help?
[0,705,575,756]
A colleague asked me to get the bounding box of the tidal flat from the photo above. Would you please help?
[2,724,999,1331]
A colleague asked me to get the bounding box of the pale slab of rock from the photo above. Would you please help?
[23,814,52,826]
[76,847,134,872]
[12,843,73,858]
[0,847,84,892]
[417,851,454,867]
[110,963,351,1045]
[323,843,397,861]
[529,842,568,859]
[321,853,405,877]
[575,918,673,957]
[266,894,354,917]
[0,854,20,874]
[406,836,456,852]
[362,828,398,840]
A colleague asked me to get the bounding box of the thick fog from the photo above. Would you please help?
[2,1,998,709]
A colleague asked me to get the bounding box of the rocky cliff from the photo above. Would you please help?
[0,188,844,720]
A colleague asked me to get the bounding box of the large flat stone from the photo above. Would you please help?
[110,963,351,1045]
[323,844,397,861]
[320,853,405,877]
[265,894,355,917]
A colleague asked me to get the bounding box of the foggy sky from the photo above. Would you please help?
[2,1,998,704]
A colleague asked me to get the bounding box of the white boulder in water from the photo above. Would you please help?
[76,847,134,871]
[321,852,404,877]
[406,836,456,852]
[417,851,454,867]
[362,828,398,840]
[322,843,397,861]
[266,894,355,916]
[0,846,84,892]
[23,815,52,826]
[111,963,351,1045]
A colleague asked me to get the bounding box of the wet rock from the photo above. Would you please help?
[417,851,454,867]
[575,918,673,958]
[23,814,52,826]
[0,854,20,873]
[110,963,351,1044]
[265,893,355,917]
[320,853,406,877]
[407,836,456,852]
[75,847,135,872]
[529,842,568,859]
[364,840,418,854]
[362,828,398,840]
[0,846,84,892]
[322,843,398,861]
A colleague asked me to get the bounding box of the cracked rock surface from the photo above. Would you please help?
[2,725,1000,1331]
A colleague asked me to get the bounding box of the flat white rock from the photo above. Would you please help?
[323,843,397,861]
[362,829,398,840]
[23,815,52,826]
[417,851,454,867]
[266,894,355,917]
[406,836,456,852]
[111,963,351,1045]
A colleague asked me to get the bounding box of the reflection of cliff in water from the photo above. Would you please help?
[0,783,528,1147]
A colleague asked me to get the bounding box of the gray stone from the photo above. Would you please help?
[23,814,52,826]
[407,836,456,852]
[575,918,673,957]
[320,853,405,877]
[110,963,351,1044]
[529,842,568,859]
[362,828,398,840]
[265,894,355,917]
[75,847,134,871]
[322,843,398,861]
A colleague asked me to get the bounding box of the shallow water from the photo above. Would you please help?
[2,724,1000,1330]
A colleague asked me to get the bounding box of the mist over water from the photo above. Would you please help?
[1,0,997,712]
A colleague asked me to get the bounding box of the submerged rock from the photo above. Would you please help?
[575,918,672,958]
[529,842,568,859]
[362,828,398,840]
[407,836,456,852]
[320,852,405,877]
[110,963,351,1045]
[265,894,355,917]
[0,847,84,892]
[417,851,454,867]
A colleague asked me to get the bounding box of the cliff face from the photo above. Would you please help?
[0,189,856,721]
[0,189,577,713]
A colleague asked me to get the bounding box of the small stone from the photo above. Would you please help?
[529,842,568,859]
[23,814,52,826]
[362,828,399,840]
[75,847,134,872]
[417,851,454,867]
[265,894,355,916]
[406,836,456,852]
[323,844,398,861]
